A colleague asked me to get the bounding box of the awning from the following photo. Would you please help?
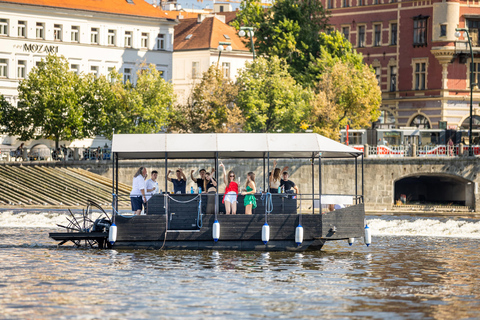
[111,133,363,159]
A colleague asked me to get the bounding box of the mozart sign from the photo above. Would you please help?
[22,43,59,54]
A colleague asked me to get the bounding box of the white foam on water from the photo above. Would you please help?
[368,217,480,238]
[0,211,72,228]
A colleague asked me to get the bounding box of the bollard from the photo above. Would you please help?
[364,144,369,158]
[412,144,417,157]
[459,143,464,156]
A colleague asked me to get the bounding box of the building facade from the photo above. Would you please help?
[0,0,177,105]
[173,14,252,104]
[324,0,480,137]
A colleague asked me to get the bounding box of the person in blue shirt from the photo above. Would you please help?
[167,168,187,193]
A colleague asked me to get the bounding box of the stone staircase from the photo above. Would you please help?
[0,166,131,208]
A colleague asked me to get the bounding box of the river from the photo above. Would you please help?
[1,211,480,319]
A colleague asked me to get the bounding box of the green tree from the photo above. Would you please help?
[310,59,381,140]
[127,64,176,133]
[171,65,243,133]
[233,0,329,83]
[1,55,83,148]
[236,56,313,132]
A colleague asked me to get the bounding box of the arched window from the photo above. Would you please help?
[460,115,480,130]
[409,114,431,129]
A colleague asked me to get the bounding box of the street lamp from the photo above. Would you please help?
[217,41,232,66]
[238,27,256,59]
[455,28,475,156]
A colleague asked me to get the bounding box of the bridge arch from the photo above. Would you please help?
[394,173,474,207]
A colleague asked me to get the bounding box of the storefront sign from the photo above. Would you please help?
[22,43,59,54]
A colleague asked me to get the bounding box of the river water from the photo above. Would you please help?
[1,211,480,319]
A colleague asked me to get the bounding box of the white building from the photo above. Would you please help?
[0,0,178,105]
[173,13,253,104]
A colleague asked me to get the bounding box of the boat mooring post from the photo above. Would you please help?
[361,154,364,203]
[318,153,322,214]
[115,153,119,212]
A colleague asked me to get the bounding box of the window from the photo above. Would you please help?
[358,0,363,5]
[467,19,480,46]
[358,26,365,47]
[343,0,349,7]
[17,60,26,79]
[342,27,350,41]
[390,66,397,92]
[156,34,165,50]
[222,62,231,79]
[54,24,62,41]
[36,22,44,39]
[471,62,480,90]
[413,16,428,46]
[123,68,131,83]
[124,31,132,47]
[390,23,397,45]
[0,59,8,77]
[91,28,99,44]
[192,61,200,78]
[440,24,447,37]
[18,21,26,37]
[71,26,79,42]
[0,19,8,36]
[90,65,99,77]
[378,110,396,128]
[414,62,426,90]
[108,29,116,46]
[374,66,381,84]
[374,0,378,4]
[71,64,79,74]
[141,32,148,48]
[328,0,333,8]
[374,24,381,47]
[410,114,430,129]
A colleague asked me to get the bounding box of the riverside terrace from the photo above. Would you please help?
[0,156,479,215]
[0,146,111,162]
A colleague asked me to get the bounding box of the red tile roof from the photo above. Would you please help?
[174,16,248,51]
[0,0,176,20]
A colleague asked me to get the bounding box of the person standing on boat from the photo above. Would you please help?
[167,168,187,193]
[203,171,217,193]
[242,172,257,215]
[280,171,299,193]
[191,168,207,191]
[130,166,147,215]
[269,160,289,193]
[220,162,238,214]
[145,170,159,202]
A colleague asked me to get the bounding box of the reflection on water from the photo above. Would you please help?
[1,224,480,319]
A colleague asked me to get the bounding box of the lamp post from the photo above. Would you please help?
[455,28,475,156]
[238,27,255,59]
[217,42,232,66]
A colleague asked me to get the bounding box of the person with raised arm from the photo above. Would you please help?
[220,162,238,214]
[269,160,289,193]
[167,168,187,194]
[242,172,257,215]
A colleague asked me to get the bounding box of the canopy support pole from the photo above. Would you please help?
[112,152,116,222]
[266,152,270,193]
[362,154,364,204]
[215,151,219,216]
[263,152,266,192]
[318,153,322,214]
[115,153,119,213]
[355,156,358,204]
[312,153,315,215]
[165,152,168,193]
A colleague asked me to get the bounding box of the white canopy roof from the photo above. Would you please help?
[111,133,363,159]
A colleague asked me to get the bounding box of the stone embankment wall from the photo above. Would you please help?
[5,157,480,212]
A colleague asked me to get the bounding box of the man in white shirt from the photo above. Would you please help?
[145,170,159,202]
[130,166,147,215]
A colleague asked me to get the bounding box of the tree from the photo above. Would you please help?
[127,64,176,134]
[236,56,313,132]
[1,55,83,148]
[233,0,329,83]
[310,59,381,139]
[171,65,243,133]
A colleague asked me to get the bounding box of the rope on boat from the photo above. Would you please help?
[261,192,274,214]
[164,194,201,203]
[197,195,203,228]
[112,194,135,219]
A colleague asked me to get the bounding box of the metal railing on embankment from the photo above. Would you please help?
[350,144,480,158]
[0,147,111,162]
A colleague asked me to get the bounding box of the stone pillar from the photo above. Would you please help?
[73,148,80,161]
[412,144,417,157]
[364,144,369,158]
[22,148,28,161]
[459,143,464,156]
